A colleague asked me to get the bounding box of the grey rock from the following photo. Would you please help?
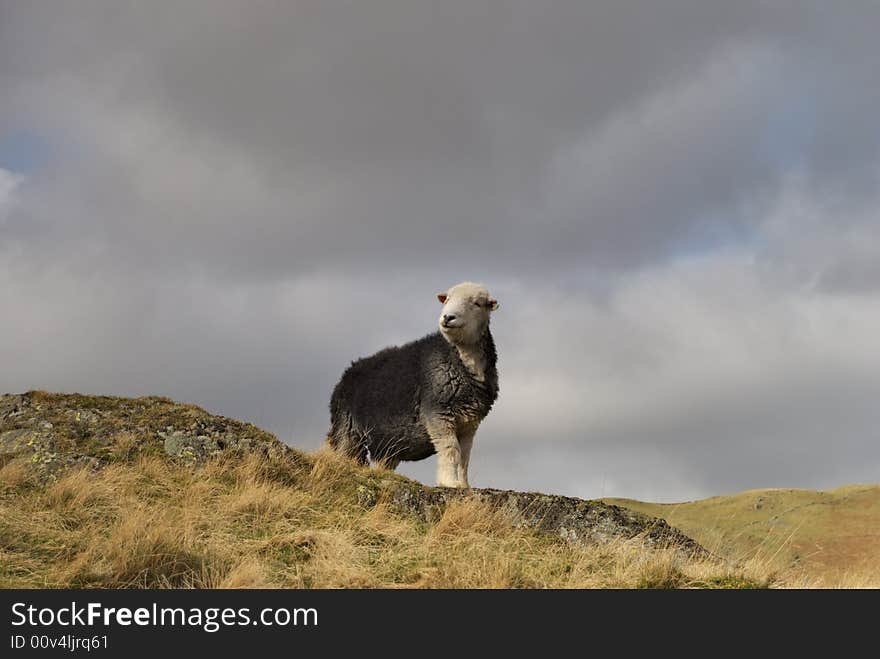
[0,428,40,456]
[363,480,706,555]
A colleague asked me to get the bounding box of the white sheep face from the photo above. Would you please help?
[437,282,498,346]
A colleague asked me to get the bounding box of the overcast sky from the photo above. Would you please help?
[2,2,879,501]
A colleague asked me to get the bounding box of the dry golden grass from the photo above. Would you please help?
[0,450,807,589]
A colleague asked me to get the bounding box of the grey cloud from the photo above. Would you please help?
[5,1,867,279]
[2,2,880,500]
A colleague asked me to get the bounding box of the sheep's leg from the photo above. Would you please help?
[426,418,466,488]
[341,440,370,466]
[328,431,369,466]
[436,440,464,488]
[375,455,401,471]
[457,430,475,488]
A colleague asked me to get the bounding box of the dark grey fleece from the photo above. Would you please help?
[327,330,498,467]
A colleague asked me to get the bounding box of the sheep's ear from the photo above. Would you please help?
[488,298,499,311]
[437,293,448,304]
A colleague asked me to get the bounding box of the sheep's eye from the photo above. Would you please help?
[473,301,482,308]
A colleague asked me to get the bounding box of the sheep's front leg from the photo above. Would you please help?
[426,418,467,488]
[457,429,476,488]
[437,444,463,488]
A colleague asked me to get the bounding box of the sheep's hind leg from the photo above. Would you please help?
[328,420,370,466]
[425,417,467,488]
[374,454,401,471]
[338,438,369,466]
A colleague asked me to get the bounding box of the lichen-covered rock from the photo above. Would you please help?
[375,481,706,555]
[0,391,286,480]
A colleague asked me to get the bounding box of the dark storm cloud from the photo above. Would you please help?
[0,1,848,277]
[1,2,879,500]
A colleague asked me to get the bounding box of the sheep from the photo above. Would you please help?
[327,282,499,488]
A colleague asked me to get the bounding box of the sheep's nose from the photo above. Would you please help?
[443,314,457,323]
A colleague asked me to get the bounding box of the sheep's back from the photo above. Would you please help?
[333,336,431,425]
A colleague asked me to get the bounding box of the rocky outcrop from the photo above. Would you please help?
[1,391,705,554]
[0,391,287,478]
[361,480,705,553]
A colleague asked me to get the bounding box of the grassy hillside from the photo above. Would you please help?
[0,392,770,589]
[0,451,776,589]
[3,392,875,588]
[605,485,880,587]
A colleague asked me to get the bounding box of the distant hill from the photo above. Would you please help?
[605,485,880,586]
